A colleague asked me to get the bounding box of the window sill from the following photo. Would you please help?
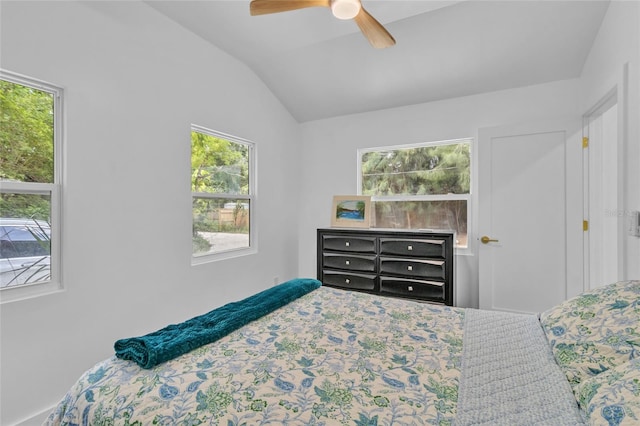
[191,246,257,266]
[0,281,64,304]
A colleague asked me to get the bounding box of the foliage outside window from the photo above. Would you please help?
[359,139,471,248]
[191,126,255,262]
[0,70,62,301]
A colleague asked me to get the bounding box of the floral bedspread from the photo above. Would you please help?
[540,280,640,425]
[46,287,465,425]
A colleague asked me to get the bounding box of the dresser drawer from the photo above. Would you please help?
[380,238,446,258]
[379,257,445,279]
[323,235,376,253]
[322,271,376,291]
[380,278,445,301]
[323,254,376,273]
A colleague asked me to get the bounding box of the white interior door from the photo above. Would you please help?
[478,120,583,314]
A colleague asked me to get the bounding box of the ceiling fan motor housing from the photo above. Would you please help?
[331,0,361,20]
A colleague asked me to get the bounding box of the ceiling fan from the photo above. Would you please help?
[249,0,396,49]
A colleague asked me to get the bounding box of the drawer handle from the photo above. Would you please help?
[407,265,413,271]
[345,241,350,247]
[408,286,413,292]
[345,278,350,284]
[408,245,413,251]
[345,260,350,265]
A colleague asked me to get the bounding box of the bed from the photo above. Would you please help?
[46,278,640,425]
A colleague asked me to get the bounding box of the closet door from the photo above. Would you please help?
[478,120,583,313]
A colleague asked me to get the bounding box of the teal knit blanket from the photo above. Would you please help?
[114,278,322,369]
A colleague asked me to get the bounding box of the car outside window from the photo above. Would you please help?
[0,219,51,287]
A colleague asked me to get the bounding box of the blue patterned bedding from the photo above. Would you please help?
[541,280,640,425]
[46,285,592,425]
[47,287,466,425]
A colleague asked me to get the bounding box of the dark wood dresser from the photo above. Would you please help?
[317,228,455,306]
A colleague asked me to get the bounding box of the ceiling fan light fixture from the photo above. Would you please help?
[331,0,361,20]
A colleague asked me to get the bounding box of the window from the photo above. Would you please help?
[0,70,63,301]
[191,125,255,263]
[358,139,471,249]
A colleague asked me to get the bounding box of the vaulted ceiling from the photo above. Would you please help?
[147,0,610,122]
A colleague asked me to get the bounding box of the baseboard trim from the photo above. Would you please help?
[12,406,54,426]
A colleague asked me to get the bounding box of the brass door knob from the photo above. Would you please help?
[481,236,499,244]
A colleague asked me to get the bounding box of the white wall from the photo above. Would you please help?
[578,0,640,280]
[297,79,582,308]
[0,2,301,424]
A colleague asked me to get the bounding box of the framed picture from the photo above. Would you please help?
[331,195,371,228]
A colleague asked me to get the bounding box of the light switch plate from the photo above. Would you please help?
[631,211,640,237]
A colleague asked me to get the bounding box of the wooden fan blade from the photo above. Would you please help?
[353,7,395,49]
[250,0,330,16]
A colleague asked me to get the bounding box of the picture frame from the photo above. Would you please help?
[331,195,371,228]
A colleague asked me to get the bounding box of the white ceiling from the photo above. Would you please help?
[146,0,610,122]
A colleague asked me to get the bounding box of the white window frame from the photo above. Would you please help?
[191,125,257,264]
[0,70,64,303]
[357,138,472,254]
